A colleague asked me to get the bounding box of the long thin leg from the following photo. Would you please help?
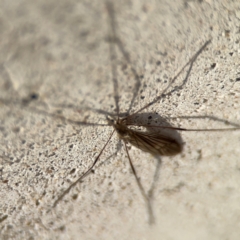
[106,1,141,115]
[168,115,240,128]
[106,1,120,116]
[125,124,240,132]
[52,130,115,208]
[0,99,108,127]
[130,40,211,116]
[124,142,155,224]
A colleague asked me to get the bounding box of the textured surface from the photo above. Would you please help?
[0,0,240,239]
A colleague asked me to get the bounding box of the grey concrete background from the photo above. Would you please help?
[0,0,240,239]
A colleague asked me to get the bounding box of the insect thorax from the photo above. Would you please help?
[106,116,129,139]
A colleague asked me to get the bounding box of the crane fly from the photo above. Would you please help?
[51,1,240,224]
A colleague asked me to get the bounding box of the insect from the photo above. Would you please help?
[49,1,240,224]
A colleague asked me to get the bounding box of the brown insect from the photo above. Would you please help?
[51,1,240,224]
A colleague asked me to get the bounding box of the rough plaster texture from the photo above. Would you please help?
[0,0,240,239]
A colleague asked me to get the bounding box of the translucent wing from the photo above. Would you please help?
[126,130,182,156]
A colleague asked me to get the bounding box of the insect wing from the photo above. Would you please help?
[127,130,182,156]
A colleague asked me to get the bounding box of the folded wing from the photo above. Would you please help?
[127,130,182,156]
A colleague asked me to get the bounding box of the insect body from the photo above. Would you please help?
[107,116,182,156]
